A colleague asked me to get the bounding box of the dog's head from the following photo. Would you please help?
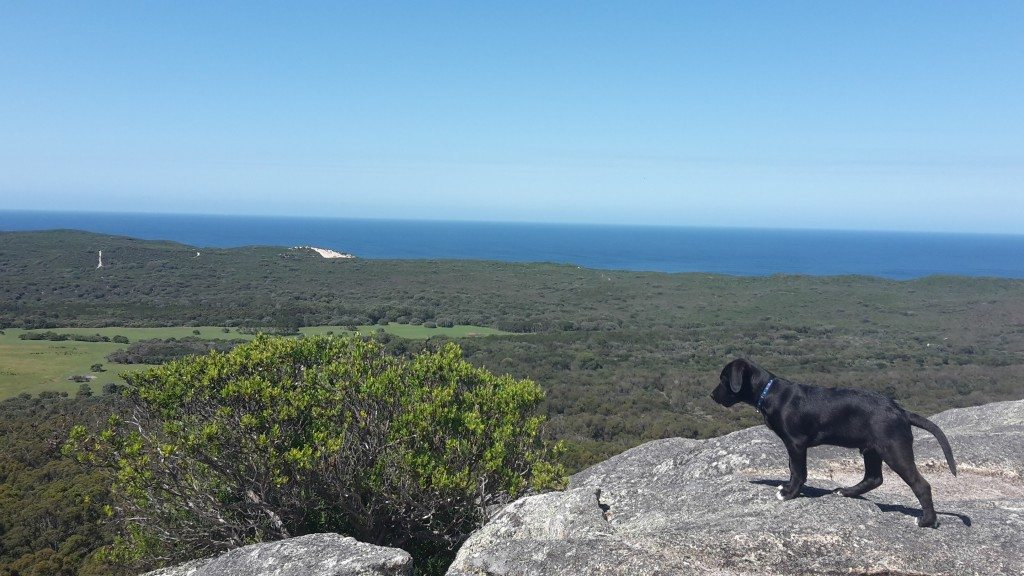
[711,358,769,407]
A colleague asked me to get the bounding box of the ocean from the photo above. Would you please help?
[2,210,1023,280]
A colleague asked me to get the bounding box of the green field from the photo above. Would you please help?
[0,325,510,398]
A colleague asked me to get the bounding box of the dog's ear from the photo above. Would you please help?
[728,360,748,394]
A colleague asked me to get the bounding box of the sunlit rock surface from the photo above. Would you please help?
[449,400,1024,575]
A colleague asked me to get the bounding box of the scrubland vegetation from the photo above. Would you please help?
[1,230,1023,574]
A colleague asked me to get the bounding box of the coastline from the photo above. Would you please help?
[2,211,1024,279]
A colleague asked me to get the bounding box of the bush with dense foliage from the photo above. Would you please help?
[69,335,565,573]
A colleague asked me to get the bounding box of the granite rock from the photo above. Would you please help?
[142,533,412,576]
[449,400,1024,576]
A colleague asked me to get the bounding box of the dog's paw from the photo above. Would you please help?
[776,490,785,501]
[777,484,784,492]
[917,516,940,529]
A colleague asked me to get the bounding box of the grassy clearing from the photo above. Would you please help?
[0,324,510,398]
[0,333,150,398]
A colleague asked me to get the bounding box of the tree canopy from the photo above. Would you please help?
[0,394,122,576]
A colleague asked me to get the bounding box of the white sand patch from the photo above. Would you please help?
[292,246,355,259]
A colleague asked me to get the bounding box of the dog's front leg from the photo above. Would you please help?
[779,443,807,500]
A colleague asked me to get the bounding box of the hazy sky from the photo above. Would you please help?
[1,2,1022,233]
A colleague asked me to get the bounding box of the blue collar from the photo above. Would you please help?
[756,378,776,412]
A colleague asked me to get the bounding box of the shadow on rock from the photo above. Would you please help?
[748,478,835,498]
[748,478,973,526]
[873,502,973,527]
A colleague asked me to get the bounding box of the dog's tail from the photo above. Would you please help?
[908,412,957,476]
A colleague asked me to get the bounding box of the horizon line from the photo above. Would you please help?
[1,208,1021,239]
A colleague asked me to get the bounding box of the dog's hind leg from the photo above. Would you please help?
[881,442,938,528]
[838,449,883,497]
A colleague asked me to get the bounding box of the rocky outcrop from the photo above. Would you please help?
[137,401,1024,576]
[143,533,411,576]
[449,400,1024,576]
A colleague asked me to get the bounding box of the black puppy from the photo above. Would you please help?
[711,358,957,528]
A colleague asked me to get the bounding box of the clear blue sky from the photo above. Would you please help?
[1,2,1022,233]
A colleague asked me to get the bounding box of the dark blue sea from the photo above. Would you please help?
[2,211,1023,279]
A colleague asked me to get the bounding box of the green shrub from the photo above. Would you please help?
[68,335,564,573]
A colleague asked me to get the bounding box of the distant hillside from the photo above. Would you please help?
[2,229,1024,467]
